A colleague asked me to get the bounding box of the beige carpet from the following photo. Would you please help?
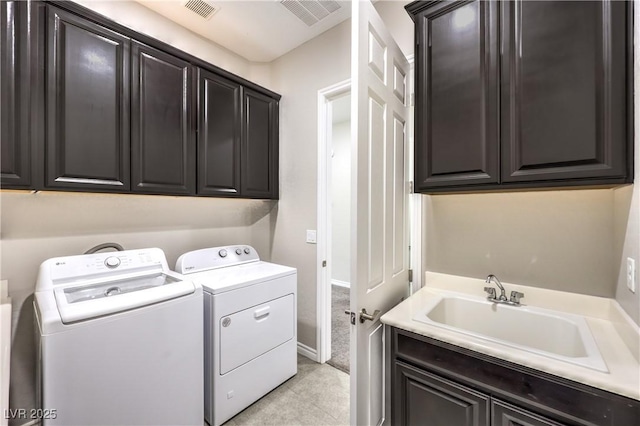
[327,285,350,374]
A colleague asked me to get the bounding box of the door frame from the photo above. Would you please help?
[316,79,351,364]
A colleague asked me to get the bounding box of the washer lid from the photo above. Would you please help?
[54,272,195,323]
[186,261,296,294]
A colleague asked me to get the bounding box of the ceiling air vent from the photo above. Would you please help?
[182,0,219,20]
[280,0,342,27]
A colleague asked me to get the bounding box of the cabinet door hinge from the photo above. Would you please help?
[408,269,414,282]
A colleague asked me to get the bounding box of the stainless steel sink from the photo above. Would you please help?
[413,292,608,372]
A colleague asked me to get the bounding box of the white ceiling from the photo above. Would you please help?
[135,0,352,62]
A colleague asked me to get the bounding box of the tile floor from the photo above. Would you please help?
[223,355,350,426]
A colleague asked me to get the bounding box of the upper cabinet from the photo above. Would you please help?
[131,41,195,195]
[407,0,633,193]
[0,0,280,199]
[46,7,131,192]
[242,88,279,199]
[1,0,38,188]
[197,69,241,197]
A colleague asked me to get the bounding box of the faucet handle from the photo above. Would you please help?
[484,287,496,299]
[510,291,524,305]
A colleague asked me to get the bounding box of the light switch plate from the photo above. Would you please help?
[306,230,317,244]
[627,257,636,293]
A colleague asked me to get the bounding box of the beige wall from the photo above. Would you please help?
[269,20,351,350]
[332,118,351,285]
[424,189,616,297]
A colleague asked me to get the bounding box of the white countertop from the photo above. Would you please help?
[381,272,640,401]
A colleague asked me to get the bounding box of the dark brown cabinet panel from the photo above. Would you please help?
[414,0,499,190]
[1,0,39,188]
[407,0,632,193]
[501,0,628,183]
[389,327,640,426]
[45,6,130,192]
[491,400,566,426]
[197,69,241,196]
[131,41,194,195]
[395,362,489,426]
[242,88,279,199]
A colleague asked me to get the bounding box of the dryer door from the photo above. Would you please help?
[219,293,294,375]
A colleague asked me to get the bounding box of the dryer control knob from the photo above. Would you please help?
[105,256,120,268]
[244,248,251,254]
[235,248,242,255]
[219,249,228,258]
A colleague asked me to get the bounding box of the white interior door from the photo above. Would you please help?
[349,1,410,425]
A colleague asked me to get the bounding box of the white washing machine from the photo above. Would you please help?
[34,248,204,426]
[176,245,297,426]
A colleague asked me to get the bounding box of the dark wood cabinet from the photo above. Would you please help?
[1,0,39,188]
[396,362,489,426]
[1,0,280,199]
[500,0,628,183]
[45,6,131,192]
[407,0,633,193]
[131,41,195,195]
[413,0,499,191]
[388,327,640,426]
[197,69,241,197]
[242,88,279,199]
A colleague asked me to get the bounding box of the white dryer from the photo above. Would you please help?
[176,245,297,426]
[34,248,203,426]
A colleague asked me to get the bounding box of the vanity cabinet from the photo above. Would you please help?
[406,0,632,193]
[0,0,280,199]
[389,327,640,426]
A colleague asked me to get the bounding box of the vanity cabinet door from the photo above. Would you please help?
[413,0,499,190]
[500,0,628,183]
[395,362,490,426]
[45,6,130,192]
[131,41,195,195]
[491,400,567,426]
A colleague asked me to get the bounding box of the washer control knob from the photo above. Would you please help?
[235,248,242,255]
[244,248,251,254]
[219,249,228,258]
[104,256,120,268]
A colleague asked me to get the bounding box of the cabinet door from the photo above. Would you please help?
[46,6,130,191]
[242,88,279,199]
[1,0,37,188]
[395,362,489,426]
[414,0,499,190]
[491,400,566,426]
[197,68,241,196]
[501,0,628,183]
[131,41,194,195]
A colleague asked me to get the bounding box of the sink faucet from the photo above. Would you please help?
[485,274,507,301]
[484,274,524,306]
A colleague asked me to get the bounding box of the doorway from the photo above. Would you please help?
[316,80,351,369]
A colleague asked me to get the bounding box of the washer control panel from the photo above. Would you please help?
[43,248,166,285]
[176,245,259,274]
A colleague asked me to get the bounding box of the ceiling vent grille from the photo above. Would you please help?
[182,0,219,20]
[280,0,342,27]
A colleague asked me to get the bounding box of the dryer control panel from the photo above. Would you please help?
[176,245,260,275]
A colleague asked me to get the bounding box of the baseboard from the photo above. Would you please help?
[297,341,318,362]
[331,279,350,289]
